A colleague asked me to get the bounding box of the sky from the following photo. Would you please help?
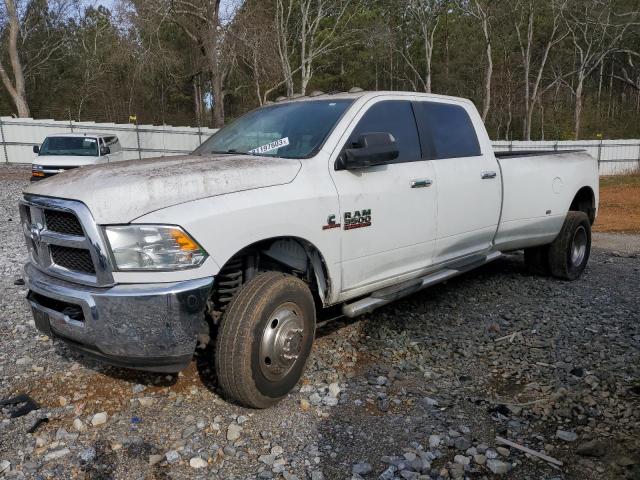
[93,0,240,21]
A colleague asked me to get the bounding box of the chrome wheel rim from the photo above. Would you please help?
[259,302,304,382]
[570,226,588,266]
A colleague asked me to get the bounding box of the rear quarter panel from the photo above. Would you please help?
[494,151,598,251]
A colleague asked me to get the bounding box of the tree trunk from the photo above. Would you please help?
[525,104,535,141]
[422,25,433,93]
[478,8,492,123]
[482,37,492,122]
[424,43,432,93]
[275,0,295,97]
[212,72,225,128]
[574,74,584,140]
[444,10,450,91]
[0,0,30,117]
[518,5,533,140]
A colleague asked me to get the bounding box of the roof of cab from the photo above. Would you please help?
[268,89,475,107]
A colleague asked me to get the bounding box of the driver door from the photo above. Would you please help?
[330,98,438,296]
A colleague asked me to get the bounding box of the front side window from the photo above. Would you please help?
[39,137,99,157]
[413,102,481,160]
[195,100,353,159]
[346,100,422,163]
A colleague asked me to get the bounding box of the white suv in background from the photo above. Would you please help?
[31,133,123,181]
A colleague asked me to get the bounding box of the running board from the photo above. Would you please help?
[342,252,502,318]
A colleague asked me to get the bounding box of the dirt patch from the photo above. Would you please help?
[596,175,640,234]
[0,164,29,181]
[10,361,207,419]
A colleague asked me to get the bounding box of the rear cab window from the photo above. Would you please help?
[412,101,481,160]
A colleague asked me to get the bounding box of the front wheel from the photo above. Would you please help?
[215,272,316,408]
[548,211,592,280]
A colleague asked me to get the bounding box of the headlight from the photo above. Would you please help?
[104,225,207,271]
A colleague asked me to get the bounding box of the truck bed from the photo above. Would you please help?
[492,150,598,252]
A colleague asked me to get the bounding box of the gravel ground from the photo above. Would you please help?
[1,165,638,480]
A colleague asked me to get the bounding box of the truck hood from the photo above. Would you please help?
[34,155,100,167]
[25,154,302,224]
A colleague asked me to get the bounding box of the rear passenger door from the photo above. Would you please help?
[413,101,501,265]
[330,98,438,295]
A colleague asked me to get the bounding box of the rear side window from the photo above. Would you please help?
[347,100,421,163]
[103,136,121,152]
[413,102,481,159]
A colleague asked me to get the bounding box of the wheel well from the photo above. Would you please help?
[569,186,596,225]
[209,237,331,319]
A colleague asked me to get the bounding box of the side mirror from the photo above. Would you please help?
[33,146,40,154]
[100,146,111,156]
[336,132,399,171]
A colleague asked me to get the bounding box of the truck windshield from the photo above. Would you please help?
[39,137,99,157]
[194,99,353,159]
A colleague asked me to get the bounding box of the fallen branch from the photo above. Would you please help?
[496,436,563,466]
[494,331,523,343]
[535,362,556,368]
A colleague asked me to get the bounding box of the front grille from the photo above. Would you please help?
[50,245,96,274]
[45,210,84,236]
[21,195,113,286]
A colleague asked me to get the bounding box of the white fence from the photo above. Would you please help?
[0,117,218,165]
[1,117,638,176]
[493,140,640,176]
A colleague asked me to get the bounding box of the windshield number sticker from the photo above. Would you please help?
[249,137,289,155]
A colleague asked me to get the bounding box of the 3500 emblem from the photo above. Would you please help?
[344,209,372,230]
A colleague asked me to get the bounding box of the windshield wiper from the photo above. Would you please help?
[207,149,248,155]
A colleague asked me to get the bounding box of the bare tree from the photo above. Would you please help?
[513,0,568,140]
[275,0,358,96]
[400,0,448,93]
[463,0,494,122]
[0,0,30,117]
[275,0,296,96]
[135,0,238,127]
[233,1,300,105]
[171,0,228,127]
[612,51,640,91]
[72,7,116,120]
[562,0,639,139]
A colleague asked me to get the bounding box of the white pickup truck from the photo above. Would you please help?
[20,91,598,408]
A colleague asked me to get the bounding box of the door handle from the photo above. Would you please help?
[411,179,433,188]
[481,171,497,180]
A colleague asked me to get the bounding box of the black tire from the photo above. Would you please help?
[215,272,316,408]
[524,245,551,276]
[548,211,592,280]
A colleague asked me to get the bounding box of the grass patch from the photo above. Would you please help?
[596,174,640,233]
[600,174,640,189]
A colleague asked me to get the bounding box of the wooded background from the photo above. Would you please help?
[1,0,639,140]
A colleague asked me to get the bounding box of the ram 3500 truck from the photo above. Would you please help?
[20,91,598,408]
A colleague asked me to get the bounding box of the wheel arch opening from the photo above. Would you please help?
[210,236,332,318]
[569,186,596,225]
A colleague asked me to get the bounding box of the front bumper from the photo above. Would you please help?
[24,263,213,372]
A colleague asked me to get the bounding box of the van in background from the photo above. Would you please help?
[31,133,123,181]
